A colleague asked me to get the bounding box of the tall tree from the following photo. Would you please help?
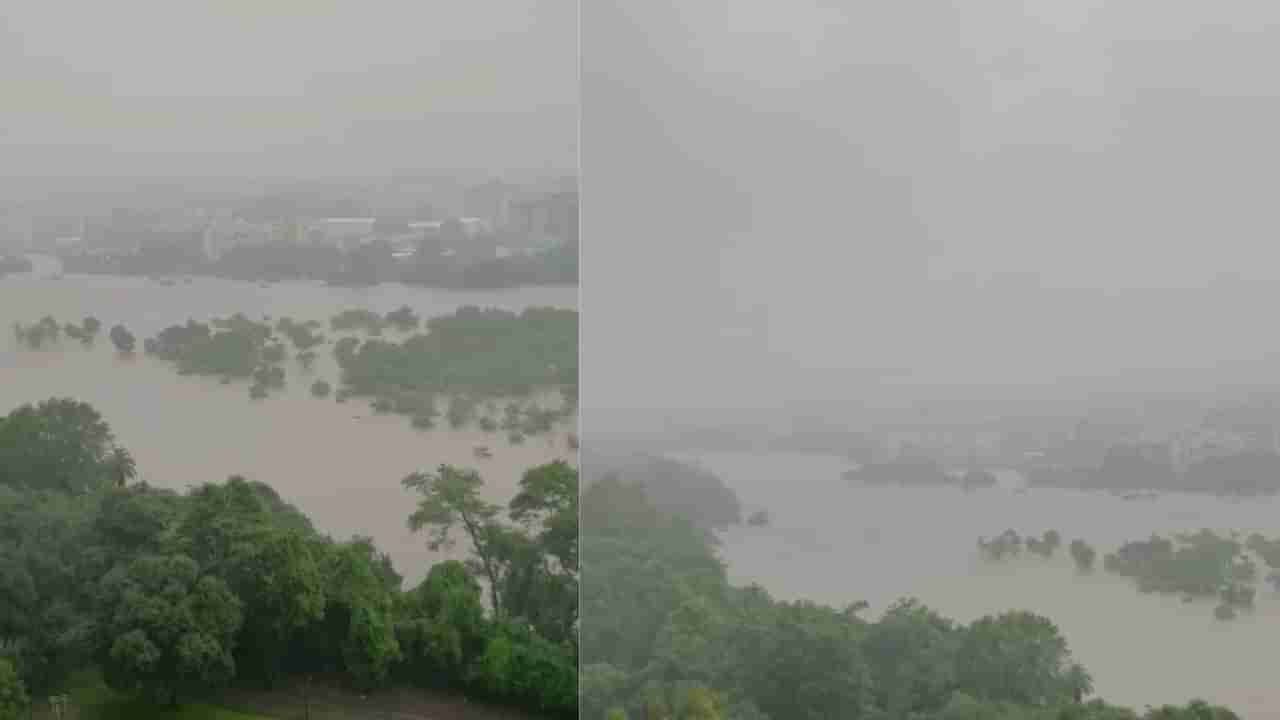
[402,465,507,618]
[109,324,136,354]
[107,446,137,489]
[510,460,579,574]
[956,611,1091,706]
[0,399,115,492]
[95,554,243,706]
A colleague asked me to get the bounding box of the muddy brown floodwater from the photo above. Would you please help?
[680,450,1280,719]
[0,256,577,587]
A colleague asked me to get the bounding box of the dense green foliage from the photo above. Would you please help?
[110,324,137,354]
[1069,540,1097,573]
[332,306,577,436]
[139,315,296,399]
[384,305,421,332]
[336,306,576,398]
[979,524,1268,620]
[0,658,27,719]
[274,317,324,352]
[0,399,122,493]
[581,452,741,531]
[978,530,1025,562]
[1027,443,1280,497]
[330,309,386,335]
[1102,530,1258,618]
[0,400,576,717]
[583,470,1239,720]
[16,306,578,443]
[145,315,276,380]
[96,554,243,706]
[978,530,1061,562]
[11,316,61,349]
[396,461,578,715]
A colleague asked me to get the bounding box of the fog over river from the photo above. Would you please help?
[681,450,1280,719]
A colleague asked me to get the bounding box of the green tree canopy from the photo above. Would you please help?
[95,554,243,706]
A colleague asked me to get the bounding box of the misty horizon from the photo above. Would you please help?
[584,0,1280,420]
[1,0,577,179]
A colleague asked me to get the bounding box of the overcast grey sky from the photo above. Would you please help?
[0,0,576,178]
[584,0,1280,422]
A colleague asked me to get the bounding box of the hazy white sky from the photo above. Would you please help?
[584,0,1280,419]
[0,0,576,178]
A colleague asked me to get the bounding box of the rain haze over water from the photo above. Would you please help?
[584,1,1280,717]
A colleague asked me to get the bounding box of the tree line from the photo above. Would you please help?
[12,306,578,446]
[580,457,1241,720]
[0,398,576,718]
[58,234,577,292]
[976,526,1280,621]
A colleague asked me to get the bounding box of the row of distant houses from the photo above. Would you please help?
[195,215,502,262]
[868,414,1280,474]
[464,180,578,247]
[1,177,579,262]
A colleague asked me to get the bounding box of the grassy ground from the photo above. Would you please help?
[29,670,541,720]
[28,670,272,720]
[215,673,540,720]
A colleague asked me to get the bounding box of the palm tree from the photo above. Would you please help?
[107,446,137,488]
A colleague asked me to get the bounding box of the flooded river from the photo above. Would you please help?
[677,450,1280,718]
[0,255,577,586]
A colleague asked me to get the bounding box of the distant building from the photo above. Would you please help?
[202,217,272,262]
[508,190,577,250]
[411,217,489,244]
[1169,428,1251,472]
[306,218,377,251]
[463,180,519,229]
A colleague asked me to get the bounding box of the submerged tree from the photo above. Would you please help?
[106,446,137,488]
[402,466,507,618]
[109,324,136,354]
[1070,539,1097,573]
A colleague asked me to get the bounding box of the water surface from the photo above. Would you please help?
[677,450,1280,718]
[0,257,577,586]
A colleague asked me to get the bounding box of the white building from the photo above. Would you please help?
[307,218,377,251]
[202,218,272,262]
[408,217,490,237]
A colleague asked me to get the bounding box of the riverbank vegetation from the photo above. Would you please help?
[976,525,1277,621]
[59,239,577,292]
[0,398,575,719]
[583,464,1240,719]
[12,315,102,350]
[581,451,741,531]
[843,456,999,490]
[140,315,293,399]
[1025,445,1280,497]
[11,316,62,349]
[109,324,136,354]
[274,316,324,351]
[977,529,1063,562]
[331,306,577,439]
[330,308,386,335]
[10,307,577,445]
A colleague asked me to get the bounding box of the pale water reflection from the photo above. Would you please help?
[677,450,1280,719]
[0,259,577,587]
